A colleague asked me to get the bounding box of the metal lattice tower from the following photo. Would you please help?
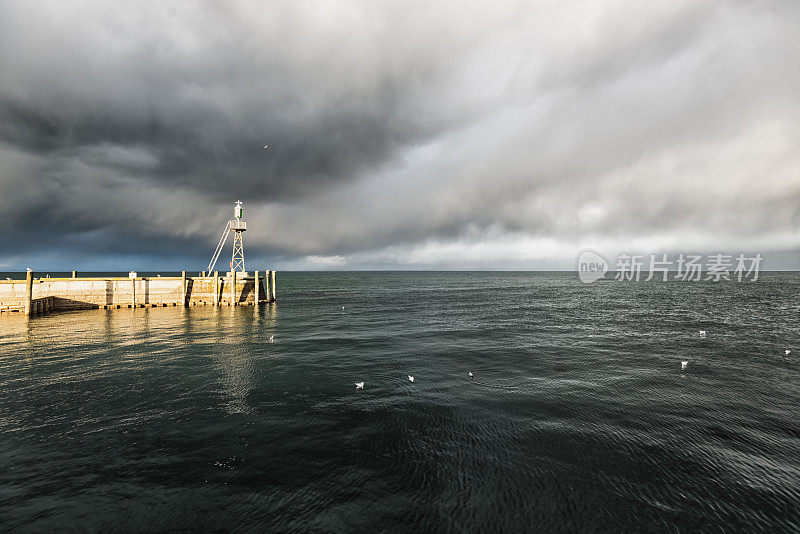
[231,224,245,272]
[207,200,247,273]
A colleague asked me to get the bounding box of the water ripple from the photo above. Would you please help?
[1,273,799,531]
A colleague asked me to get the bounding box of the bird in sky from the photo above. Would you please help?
[262,144,269,149]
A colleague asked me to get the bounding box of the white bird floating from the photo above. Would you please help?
[269,335,274,342]
[681,361,689,370]
[342,306,345,310]
[699,330,707,337]
[355,382,364,389]
[468,371,474,377]
[785,350,791,355]
[262,144,269,149]
[408,375,414,383]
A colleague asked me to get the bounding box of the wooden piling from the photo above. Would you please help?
[254,271,260,303]
[231,270,237,306]
[270,270,277,302]
[181,271,187,307]
[24,270,33,316]
[132,276,136,308]
[72,270,77,278]
[213,271,219,306]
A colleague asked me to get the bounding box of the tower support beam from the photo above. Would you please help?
[231,230,245,272]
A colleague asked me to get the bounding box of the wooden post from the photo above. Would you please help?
[132,276,136,308]
[254,271,260,304]
[270,270,277,302]
[213,271,219,306]
[72,270,77,278]
[181,271,187,307]
[231,270,237,306]
[24,270,33,316]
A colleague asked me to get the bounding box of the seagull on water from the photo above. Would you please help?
[785,350,791,355]
[408,375,414,383]
[681,361,689,370]
[468,371,474,377]
[269,335,274,342]
[262,144,269,149]
[699,330,706,337]
[355,382,364,389]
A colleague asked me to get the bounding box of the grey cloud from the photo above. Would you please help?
[0,0,799,270]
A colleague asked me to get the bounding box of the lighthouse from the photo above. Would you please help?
[207,200,248,274]
[230,200,246,272]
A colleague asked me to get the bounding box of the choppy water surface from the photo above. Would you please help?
[1,272,799,532]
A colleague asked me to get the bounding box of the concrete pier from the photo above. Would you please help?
[0,270,276,318]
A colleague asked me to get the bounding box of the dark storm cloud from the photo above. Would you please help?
[0,0,799,270]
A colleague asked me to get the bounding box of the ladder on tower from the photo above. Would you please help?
[207,224,231,273]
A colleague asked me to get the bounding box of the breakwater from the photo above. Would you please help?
[0,271,276,316]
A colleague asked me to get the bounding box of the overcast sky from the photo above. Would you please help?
[1,0,798,271]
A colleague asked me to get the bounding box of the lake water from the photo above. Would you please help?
[1,272,799,531]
